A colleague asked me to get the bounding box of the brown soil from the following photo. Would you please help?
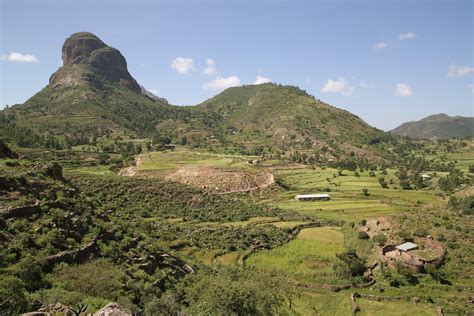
[164,166,274,194]
[363,217,391,238]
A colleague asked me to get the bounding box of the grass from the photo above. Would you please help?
[215,251,244,266]
[136,148,258,174]
[247,227,347,284]
[263,167,442,222]
[65,164,112,175]
[357,298,437,316]
[221,216,280,227]
[269,221,312,229]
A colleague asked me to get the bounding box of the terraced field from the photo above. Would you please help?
[264,166,443,221]
[247,227,348,284]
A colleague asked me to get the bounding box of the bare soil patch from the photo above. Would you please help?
[164,166,274,193]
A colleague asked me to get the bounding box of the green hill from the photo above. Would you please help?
[1,32,393,160]
[391,114,474,139]
[191,84,392,159]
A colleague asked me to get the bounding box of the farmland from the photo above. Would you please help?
[1,138,472,315]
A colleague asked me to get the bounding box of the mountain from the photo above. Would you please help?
[1,32,176,140]
[1,32,393,160]
[391,114,474,139]
[139,85,168,103]
[180,84,392,159]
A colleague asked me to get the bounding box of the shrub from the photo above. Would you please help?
[333,250,366,277]
[358,231,370,240]
[5,160,20,167]
[373,234,387,245]
[413,227,428,237]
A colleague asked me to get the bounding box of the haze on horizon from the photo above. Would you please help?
[1,0,472,130]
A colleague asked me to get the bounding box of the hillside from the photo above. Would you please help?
[1,32,178,141]
[1,32,394,160]
[193,84,392,159]
[391,114,474,139]
[0,142,309,313]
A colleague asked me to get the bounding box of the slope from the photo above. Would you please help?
[391,113,474,139]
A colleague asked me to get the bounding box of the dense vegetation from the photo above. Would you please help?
[391,113,474,139]
[0,147,316,314]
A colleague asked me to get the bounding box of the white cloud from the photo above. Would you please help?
[171,57,195,74]
[321,77,355,96]
[447,64,474,77]
[202,76,241,91]
[1,52,39,63]
[398,32,417,40]
[469,84,474,94]
[253,75,272,85]
[395,83,412,96]
[203,58,218,76]
[359,81,375,88]
[373,41,388,50]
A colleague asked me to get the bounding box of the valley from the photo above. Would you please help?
[1,137,472,315]
[0,29,472,316]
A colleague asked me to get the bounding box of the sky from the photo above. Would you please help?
[1,0,473,130]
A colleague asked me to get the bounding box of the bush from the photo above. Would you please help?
[358,231,370,240]
[413,227,428,237]
[0,275,28,314]
[373,234,387,245]
[181,267,292,315]
[5,160,20,167]
[333,250,366,277]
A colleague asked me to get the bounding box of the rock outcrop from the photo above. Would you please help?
[50,32,140,93]
[0,140,18,159]
[93,302,131,316]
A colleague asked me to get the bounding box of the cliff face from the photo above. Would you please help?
[49,32,140,92]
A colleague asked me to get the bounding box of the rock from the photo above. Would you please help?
[411,296,421,304]
[50,32,140,93]
[62,32,106,65]
[93,302,131,316]
[139,85,168,103]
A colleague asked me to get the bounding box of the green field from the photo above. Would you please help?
[137,148,257,173]
[263,167,441,222]
[247,227,347,284]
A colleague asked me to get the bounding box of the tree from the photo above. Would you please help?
[153,133,172,147]
[181,266,293,315]
[378,177,388,188]
[333,250,366,277]
[0,275,27,314]
[362,188,370,197]
[398,168,411,190]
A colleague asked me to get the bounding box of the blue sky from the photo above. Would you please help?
[1,0,472,130]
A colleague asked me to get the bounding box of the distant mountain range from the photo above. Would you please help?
[391,114,474,139]
[1,32,394,160]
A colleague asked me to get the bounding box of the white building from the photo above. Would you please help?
[295,193,331,201]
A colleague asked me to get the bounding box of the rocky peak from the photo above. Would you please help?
[61,32,107,65]
[50,32,140,93]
